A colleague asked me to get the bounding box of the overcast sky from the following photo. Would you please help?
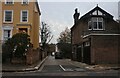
[38,1,119,43]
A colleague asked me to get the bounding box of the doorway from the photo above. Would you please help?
[19,28,28,34]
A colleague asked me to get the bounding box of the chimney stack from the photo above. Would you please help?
[73,8,80,24]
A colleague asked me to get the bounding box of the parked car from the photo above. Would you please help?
[55,52,63,59]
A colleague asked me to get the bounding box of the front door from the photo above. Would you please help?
[76,46,82,62]
[19,28,28,34]
[83,42,91,64]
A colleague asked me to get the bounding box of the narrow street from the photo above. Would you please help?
[2,56,119,78]
[39,56,87,73]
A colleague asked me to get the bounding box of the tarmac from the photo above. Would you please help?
[2,56,120,72]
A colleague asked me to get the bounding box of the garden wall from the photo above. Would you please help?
[26,48,40,65]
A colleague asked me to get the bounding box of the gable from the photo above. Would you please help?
[71,5,115,31]
[81,5,113,20]
[92,10,103,15]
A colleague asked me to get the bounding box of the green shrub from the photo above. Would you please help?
[2,33,31,62]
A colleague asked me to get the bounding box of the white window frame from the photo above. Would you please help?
[20,10,28,22]
[2,26,13,41]
[88,20,92,30]
[3,30,11,40]
[21,0,29,5]
[92,17,104,30]
[84,42,90,47]
[4,10,13,23]
[5,0,14,4]
[88,17,104,30]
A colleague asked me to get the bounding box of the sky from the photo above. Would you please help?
[38,1,120,44]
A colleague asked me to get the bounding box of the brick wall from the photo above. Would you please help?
[71,21,87,45]
[91,35,119,64]
[26,48,40,65]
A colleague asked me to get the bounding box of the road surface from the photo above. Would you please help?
[2,56,119,78]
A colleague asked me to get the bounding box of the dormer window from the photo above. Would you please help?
[88,17,104,30]
[22,0,29,5]
[5,0,14,4]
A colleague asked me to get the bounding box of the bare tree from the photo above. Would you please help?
[57,27,71,43]
[41,22,53,49]
[57,27,72,58]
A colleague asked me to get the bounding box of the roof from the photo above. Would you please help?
[71,5,114,30]
[35,0,41,15]
[80,5,113,20]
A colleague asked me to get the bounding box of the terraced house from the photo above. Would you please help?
[71,5,120,64]
[1,0,41,49]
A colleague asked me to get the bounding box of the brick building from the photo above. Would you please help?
[71,5,120,64]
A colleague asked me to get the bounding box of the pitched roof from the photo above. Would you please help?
[71,5,114,30]
[80,5,113,20]
[35,1,41,15]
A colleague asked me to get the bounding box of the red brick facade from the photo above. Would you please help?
[71,6,120,64]
[91,35,119,64]
[26,48,40,65]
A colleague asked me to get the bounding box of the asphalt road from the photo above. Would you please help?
[39,56,87,72]
[2,56,120,78]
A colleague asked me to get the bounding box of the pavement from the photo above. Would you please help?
[68,60,120,71]
[2,56,120,72]
[2,56,48,72]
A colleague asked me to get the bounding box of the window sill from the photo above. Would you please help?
[3,22,13,24]
[20,21,28,23]
[21,4,29,6]
[5,4,14,6]
[88,29,104,31]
